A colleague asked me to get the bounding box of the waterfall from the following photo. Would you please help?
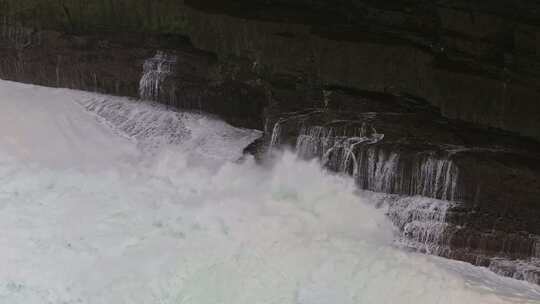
[290,124,463,258]
[269,120,282,151]
[265,117,539,286]
[358,148,400,193]
[139,51,177,101]
[78,96,189,147]
[412,156,459,201]
[1,81,539,301]
[384,196,450,255]
[296,124,384,165]
[356,148,459,201]
[294,125,460,201]
[488,258,540,285]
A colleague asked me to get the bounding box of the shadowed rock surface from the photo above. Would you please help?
[0,0,539,284]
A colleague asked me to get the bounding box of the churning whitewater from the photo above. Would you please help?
[0,80,539,304]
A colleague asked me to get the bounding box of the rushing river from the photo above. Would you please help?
[0,80,539,304]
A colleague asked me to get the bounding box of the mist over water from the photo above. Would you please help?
[0,80,539,303]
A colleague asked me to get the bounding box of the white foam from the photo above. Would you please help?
[0,80,539,304]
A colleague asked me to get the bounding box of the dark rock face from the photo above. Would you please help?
[181,0,540,141]
[0,29,150,97]
[1,0,540,284]
[2,0,539,140]
[0,25,267,129]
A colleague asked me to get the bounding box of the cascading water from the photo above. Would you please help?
[139,51,177,102]
[0,81,539,303]
[274,120,540,285]
[294,124,460,201]
[79,96,190,146]
[78,94,260,161]
[282,123,460,258]
[384,195,450,255]
[269,120,282,150]
[412,156,459,201]
[296,124,384,168]
[489,258,540,284]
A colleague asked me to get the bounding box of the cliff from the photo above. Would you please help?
[2,0,538,140]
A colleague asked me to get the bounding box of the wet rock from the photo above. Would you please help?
[1,0,540,284]
[2,0,540,139]
[263,90,540,284]
[0,27,267,130]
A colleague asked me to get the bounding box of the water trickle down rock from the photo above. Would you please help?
[488,258,540,284]
[385,195,450,255]
[139,51,177,102]
[269,120,282,151]
[78,96,190,148]
[294,124,460,201]
[288,122,540,284]
[288,123,459,255]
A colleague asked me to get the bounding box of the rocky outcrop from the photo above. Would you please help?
[1,0,540,284]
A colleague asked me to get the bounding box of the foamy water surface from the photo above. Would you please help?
[0,80,539,304]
